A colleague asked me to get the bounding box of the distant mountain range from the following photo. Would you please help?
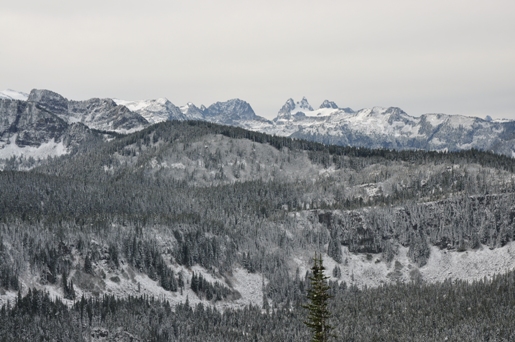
[2,88,515,161]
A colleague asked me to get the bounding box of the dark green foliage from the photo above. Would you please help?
[2,121,515,339]
[108,243,119,268]
[303,254,334,342]
[0,235,19,291]
[332,265,341,279]
[84,254,93,274]
[327,235,342,263]
[122,235,182,292]
[62,270,75,300]
[190,273,235,301]
[2,270,515,340]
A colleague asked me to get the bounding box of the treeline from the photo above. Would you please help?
[148,121,515,172]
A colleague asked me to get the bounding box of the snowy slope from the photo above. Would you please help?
[114,97,186,123]
[3,237,513,309]
[179,102,205,120]
[0,134,68,159]
[4,88,515,158]
[119,97,273,129]
[26,89,149,133]
[262,97,515,157]
[316,242,515,289]
[0,89,29,101]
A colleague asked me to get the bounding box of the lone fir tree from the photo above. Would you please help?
[303,253,334,342]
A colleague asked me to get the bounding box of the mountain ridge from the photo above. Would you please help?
[2,89,515,161]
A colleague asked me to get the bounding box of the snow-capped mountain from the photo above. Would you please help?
[263,97,515,157]
[4,88,515,160]
[27,89,149,133]
[0,98,68,153]
[116,96,272,129]
[202,99,272,129]
[0,96,107,164]
[114,97,186,124]
[179,102,206,120]
[275,97,354,123]
[0,89,29,101]
[0,89,138,166]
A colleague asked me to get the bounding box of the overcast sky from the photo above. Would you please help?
[1,0,514,119]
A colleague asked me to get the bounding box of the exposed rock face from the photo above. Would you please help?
[27,89,148,133]
[279,98,296,115]
[298,96,313,111]
[319,100,339,109]
[203,99,271,126]
[204,99,256,123]
[0,99,68,147]
[180,102,205,121]
[26,89,69,115]
[6,89,515,159]
[117,97,272,128]
[264,98,515,157]
[0,97,116,165]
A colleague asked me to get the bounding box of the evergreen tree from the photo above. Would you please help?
[84,254,93,274]
[303,253,334,342]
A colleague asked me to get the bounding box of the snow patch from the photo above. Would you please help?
[0,89,29,101]
[312,242,515,289]
[420,244,515,283]
[0,135,68,160]
[170,162,186,169]
[227,268,265,308]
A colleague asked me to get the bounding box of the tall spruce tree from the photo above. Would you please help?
[303,253,334,342]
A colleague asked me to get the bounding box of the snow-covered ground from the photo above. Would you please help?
[113,98,172,124]
[296,242,515,289]
[0,89,29,101]
[2,242,515,310]
[0,135,68,159]
[0,261,265,310]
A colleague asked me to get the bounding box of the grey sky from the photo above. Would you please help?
[1,0,514,119]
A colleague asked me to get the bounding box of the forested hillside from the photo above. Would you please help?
[1,120,515,340]
[2,269,515,341]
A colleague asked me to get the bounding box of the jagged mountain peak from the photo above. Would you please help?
[204,99,256,121]
[6,87,515,158]
[383,106,408,116]
[154,97,170,105]
[319,100,339,109]
[200,98,272,127]
[180,102,205,120]
[24,89,149,133]
[180,102,199,110]
[278,98,296,116]
[277,97,314,118]
[297,96,313,111]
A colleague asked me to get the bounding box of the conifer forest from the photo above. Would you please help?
[2,121,515,340]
